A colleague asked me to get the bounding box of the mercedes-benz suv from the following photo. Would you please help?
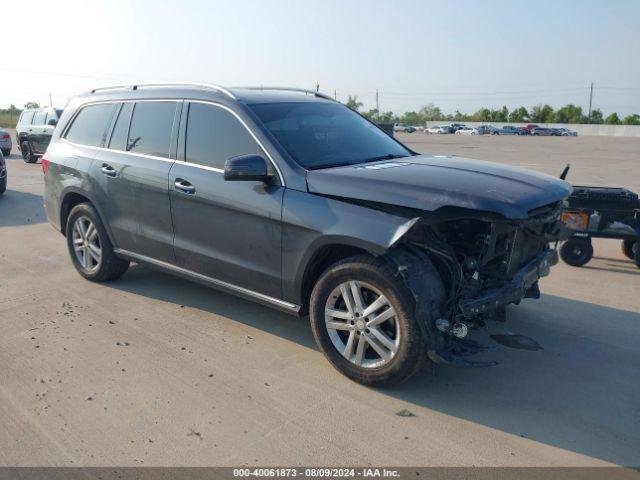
[43,84,571,386]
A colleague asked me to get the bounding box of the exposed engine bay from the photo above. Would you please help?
[388,201,570,367]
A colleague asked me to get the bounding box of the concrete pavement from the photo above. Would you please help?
[1,134,639,467]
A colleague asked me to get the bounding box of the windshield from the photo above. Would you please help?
[249,102,411,170]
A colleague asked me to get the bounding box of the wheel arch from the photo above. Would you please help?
[298,242,373,316]
[59,189,117,246]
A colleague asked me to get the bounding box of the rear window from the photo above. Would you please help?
[126,102,177,158]
[65,103,116,147]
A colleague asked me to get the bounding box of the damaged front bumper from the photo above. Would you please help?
[458,249,558,317]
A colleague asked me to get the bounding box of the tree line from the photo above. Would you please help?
[345,96,640,126]
[3,100,640,127]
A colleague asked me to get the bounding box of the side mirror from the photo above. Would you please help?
[224,154,271,182]
[47,119,57,126]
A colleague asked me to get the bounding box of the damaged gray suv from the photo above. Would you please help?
[43,84,571,386]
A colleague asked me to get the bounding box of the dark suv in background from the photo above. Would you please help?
[43,83,571,386]
[16,107,63,163]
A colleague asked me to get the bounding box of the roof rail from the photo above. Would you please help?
[89,82,236,99]
[240,86,335,102]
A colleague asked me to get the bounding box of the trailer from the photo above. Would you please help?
[560,185,640,268]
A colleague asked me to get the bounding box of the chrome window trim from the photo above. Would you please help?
[114,249,299,312]
[60,98,285,185]
[60,138,176,163]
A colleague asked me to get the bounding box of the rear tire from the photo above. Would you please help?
[560,238,594,267]
[309,254,432,387]
[21,141,36,163]
[0,176,5,196]
[1,149,10,156]
[621,239,638,261]
[65,203,129,282]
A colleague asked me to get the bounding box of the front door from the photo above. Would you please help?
[169,101,283,299]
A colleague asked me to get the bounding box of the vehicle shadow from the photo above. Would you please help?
[584,264,639,276]
[390,294,640,466]
[0,189,46,226]
[107,265,640,466]
[108,264,317,350]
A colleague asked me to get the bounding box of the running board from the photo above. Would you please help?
[113,249,301,315]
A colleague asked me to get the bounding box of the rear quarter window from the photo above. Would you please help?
[19,111,34,125]
[64,104,117,147]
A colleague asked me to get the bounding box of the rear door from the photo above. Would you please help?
[31,110,47,154]
[93,100,179,263]
[169,101,284,298]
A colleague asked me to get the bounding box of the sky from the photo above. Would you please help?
[2,0,640,117]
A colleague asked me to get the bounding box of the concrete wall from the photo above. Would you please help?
[423,121,640,137]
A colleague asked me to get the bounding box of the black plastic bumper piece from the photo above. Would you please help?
[458,249,558,317]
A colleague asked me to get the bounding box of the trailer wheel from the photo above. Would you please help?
[560,238,593,267]
[621,239,638,261]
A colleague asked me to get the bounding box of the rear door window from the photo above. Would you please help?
[126,102,177,158]
[185,102,264,169]
[64,103,117,147]
[33,110,46,126]
[108,103,133,150]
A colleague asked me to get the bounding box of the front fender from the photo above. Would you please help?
[281,189,418,304]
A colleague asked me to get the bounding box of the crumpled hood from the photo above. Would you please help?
[305,155,572,219]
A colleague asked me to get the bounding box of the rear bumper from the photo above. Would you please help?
[459,249,558,317]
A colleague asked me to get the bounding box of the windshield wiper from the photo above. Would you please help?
[308,161,358,170]
[361,153,410,163]
[309,154,410,170]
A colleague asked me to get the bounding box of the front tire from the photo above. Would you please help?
[21,141,36,163]
[309,254,428,387]
[560,238,594,267]
[65,203,129,282]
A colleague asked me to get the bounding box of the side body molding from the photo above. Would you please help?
[281,188,418,305]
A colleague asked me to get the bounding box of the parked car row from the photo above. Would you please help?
[423,122,578,136]
[0,149,6,195]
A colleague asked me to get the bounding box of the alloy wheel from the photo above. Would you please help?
[324,280,400,368]
[71,216,102,273]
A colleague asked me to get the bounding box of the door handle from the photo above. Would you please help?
[101,164,117,177]
[174,178,195,194]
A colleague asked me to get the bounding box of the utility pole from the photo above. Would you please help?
[316,82,319,93]
[334,90,336,101]
[588,82,594,123]
[49,91,53,108]
[375,89,379,122]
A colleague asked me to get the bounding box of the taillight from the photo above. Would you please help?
[0,133,9,140]
[42,152,50,175]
